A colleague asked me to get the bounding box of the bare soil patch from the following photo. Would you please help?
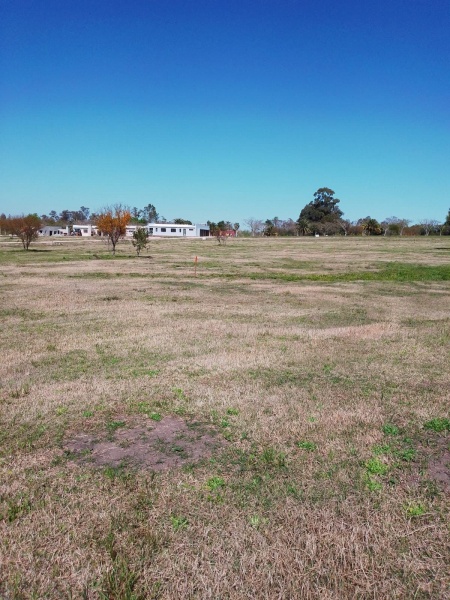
[426,436,450,493]
[64,416,227,471]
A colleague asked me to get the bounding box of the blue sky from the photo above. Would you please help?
[1,0,449,225]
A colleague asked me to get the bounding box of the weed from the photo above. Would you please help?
[365,458,389,475]
[55,406,68,416]
[107,420,126,434]
[261,447,287,468]
[172,388,186,400]
[372,444,391,455]
[6,494,31,523]
[103,465,130,481]
[206,476,225,491]
[220,418,230,428]
[366,477,383,492]
[170,515,188,531]
[286,483,303,500]
[226,408,239,416]
[404,502,426,518]
[150,412,162,421]
[83,410,94,418]
[296,441,317,451]
[423,417,450,432]
[396,448,416,462]
[249,515,268,528]
[98,556,143,600]
[382,423,399,436]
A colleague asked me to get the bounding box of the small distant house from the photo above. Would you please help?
[38,225,64,237]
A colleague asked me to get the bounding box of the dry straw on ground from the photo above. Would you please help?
[0,236,449,598]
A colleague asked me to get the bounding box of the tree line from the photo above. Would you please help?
[244,188,450,237]
[1,189,449,251]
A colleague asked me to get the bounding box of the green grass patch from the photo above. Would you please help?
[423,417,450,432]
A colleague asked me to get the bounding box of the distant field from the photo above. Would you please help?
[0,235,449,599]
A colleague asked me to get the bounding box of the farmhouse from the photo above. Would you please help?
[38,225,65,236]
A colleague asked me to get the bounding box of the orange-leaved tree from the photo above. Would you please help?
[96,206,131,254]
[2,214,41,250]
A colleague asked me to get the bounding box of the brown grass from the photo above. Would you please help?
[0,236,449,598]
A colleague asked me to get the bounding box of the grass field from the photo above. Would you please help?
[0,235,449,599]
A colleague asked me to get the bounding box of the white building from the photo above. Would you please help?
[145,223,210,237]
[38,225,65,236]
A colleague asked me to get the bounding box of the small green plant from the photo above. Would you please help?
[172,388,186,400]
[249,515,268,528]
[296,441,317,451]
[83,410,94,418]
[170,515,188,531]
[206,476,225,491]
[55,406,68,416]
[103,465,126,480]
[397,448,416,462]
[220,418,230,428]
[150,412,162,421]
[382,423,399,435]
[7,495,31,523]
[423,417,450,432]
[404,502,426,518]
[99,555,143,599]
[366,477,383,492]
[286,483,303,500]
[365,457,389,475]
[226,408,239,416]
[106,420,126,434]
[261,447,287,467]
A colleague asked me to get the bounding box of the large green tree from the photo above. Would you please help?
[297,188,343,235]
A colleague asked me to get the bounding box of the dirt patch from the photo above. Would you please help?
[64,416,227,471]
[401,435,450,494]
[426,436,450,493]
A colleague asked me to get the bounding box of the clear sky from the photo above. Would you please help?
[1,0,449,226]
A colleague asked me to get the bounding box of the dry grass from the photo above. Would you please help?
[0,236,449,599]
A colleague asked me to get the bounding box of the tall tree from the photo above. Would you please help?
[264,219,275,236]
[59,210,74,223]
[96,206,131,254]
[141,204,159,223]
[298,188,343,231]
[360,217,382,236]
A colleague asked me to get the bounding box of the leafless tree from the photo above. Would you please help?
[244,218,264,237]
[419,219,439,236]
